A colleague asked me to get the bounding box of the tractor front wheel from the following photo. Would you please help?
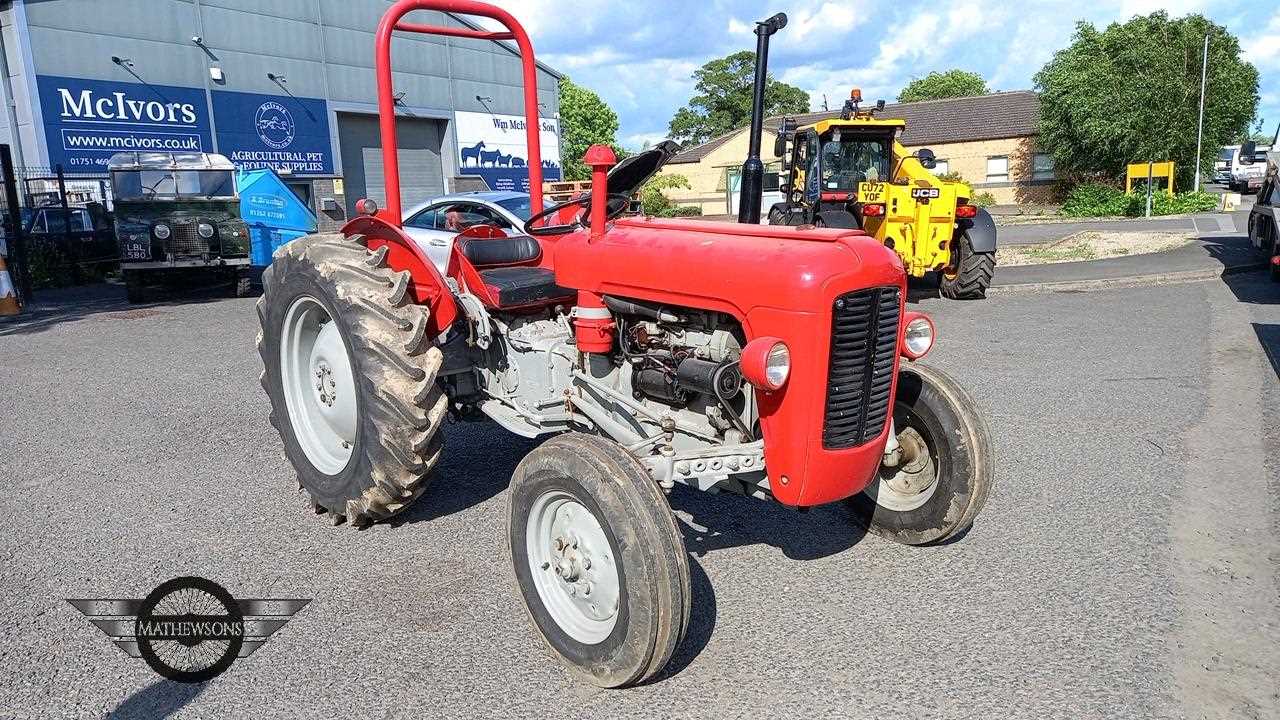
[939,233,995,300]
[851,363,993,545]
[508,434,690,688]
[257,233,448,527]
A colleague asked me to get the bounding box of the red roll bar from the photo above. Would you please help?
[374,0,545,225]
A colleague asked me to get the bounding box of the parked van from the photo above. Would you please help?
[1229,144,1270,193]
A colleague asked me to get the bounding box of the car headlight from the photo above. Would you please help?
[901,313,935,360]
[153,223,170,240]
[741,337,791,391]
[197,222,215,238]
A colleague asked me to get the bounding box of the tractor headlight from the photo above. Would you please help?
[765,343,791,389]
[901,313,935,360]
[741,337,791,391]
[153,223,171,240]
[197,222,215,238]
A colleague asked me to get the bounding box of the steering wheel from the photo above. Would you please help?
[523,193,633,236]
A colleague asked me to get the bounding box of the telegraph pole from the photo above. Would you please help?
[1193,34,1208,192]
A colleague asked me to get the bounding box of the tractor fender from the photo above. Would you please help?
[341,214,459,337]
[957,207,997,252]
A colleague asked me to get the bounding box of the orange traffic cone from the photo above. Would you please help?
[0,251,20,316]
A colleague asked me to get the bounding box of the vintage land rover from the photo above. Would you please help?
[108,152,251,302]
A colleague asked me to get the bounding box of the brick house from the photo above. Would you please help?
[659,91,1053,214]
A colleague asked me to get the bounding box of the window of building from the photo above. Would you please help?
[986,156,1009,183]
[1032,153,1055,181]
[932,159,950,175]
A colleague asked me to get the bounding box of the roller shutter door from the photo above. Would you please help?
[337,113,445,216]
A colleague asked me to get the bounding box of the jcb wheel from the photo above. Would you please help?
[257,233,447,527]
[939,233,995,300]
[508,434,690,688]
[851,363,993,545]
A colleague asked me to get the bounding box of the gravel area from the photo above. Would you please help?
[998,230,1195,266]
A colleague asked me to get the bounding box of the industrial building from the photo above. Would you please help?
[0,0,563,228]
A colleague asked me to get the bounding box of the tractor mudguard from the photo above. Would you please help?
[957,207,997,252]
[341,214,459,337]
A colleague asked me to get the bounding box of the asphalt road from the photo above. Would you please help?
[1,271,1277,719]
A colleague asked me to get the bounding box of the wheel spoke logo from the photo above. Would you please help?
[68,576,310,683]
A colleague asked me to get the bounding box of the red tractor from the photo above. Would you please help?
[257,0,993,687]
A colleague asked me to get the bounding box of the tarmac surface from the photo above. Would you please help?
[1,266,1278,719]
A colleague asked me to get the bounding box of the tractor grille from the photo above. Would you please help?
[166,220,208,256]
[823,287,900,449]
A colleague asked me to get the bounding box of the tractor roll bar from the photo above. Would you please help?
[375,0,545,224]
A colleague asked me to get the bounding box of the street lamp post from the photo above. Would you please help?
[1194,34,1209,193]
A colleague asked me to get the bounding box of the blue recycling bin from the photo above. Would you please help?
[237,168,317,268]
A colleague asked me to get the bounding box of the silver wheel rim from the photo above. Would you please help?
[525,490,621,645]
[280,295,357,475]
[866,426,938,512]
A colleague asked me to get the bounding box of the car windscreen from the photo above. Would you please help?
[496,195,532,220]
[112,170,236,200]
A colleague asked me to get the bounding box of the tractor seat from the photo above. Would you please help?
[456,233,574,308]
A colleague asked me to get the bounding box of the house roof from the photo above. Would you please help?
[770,91,1041,146]
[669,91,1041,164]
[667,128,743,164]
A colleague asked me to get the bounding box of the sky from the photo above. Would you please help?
[482,0,1280,151]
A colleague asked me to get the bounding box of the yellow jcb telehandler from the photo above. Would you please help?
[768,89,997,299]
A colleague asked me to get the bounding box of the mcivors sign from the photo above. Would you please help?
[35,76,335,175]
[37,75,213,170]
[212,89,333,175]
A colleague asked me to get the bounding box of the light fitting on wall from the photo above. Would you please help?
[475,95,493,103]
[110,56,134,69]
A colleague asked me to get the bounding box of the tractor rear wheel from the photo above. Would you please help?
[939,233,995,300]
[257,233,448,527]
[508,434,690,688]
[851,363,993,545]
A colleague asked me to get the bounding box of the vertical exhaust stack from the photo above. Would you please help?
[737,12,787,224]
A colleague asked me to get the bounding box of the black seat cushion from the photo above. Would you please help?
[458,234,542,267]
[479,266,574,307]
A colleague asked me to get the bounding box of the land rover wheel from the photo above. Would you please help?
[939,233,995,300]
[508,434,690,688]
[852,363,993,545]
[257,233,447,527]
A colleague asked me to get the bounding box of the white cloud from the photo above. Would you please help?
[1242,11,1280,70]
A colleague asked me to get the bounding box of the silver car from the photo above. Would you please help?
[402,190,533,272]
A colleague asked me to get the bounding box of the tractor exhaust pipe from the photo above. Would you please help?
[736,12,787,225]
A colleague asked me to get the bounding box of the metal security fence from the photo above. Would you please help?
[0,153,117,296]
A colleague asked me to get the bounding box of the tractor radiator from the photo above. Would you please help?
[822,286,900,449]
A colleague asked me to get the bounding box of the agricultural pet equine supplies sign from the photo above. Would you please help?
[213,90,334,175]
[37,75,213,171]
[454,111,561,192]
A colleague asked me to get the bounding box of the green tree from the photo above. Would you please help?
[1034,12,1259,186]
[668,51,810,146]
[559,76,623,181]
[897,70,989,103]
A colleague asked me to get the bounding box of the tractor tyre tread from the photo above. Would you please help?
[257,232,447,528]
